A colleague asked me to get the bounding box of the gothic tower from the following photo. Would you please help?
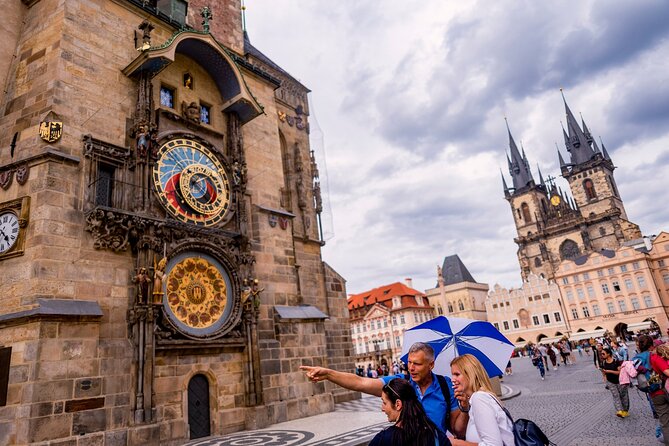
[502,95,641,281]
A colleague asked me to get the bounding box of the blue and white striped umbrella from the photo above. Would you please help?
[401,316,514,378]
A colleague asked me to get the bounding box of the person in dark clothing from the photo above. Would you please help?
[601,347,629,417]
[593,343,604,369]
[370,378,450,446]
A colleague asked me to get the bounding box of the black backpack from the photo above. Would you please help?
[405,373,451,433]
[493,397,554,446]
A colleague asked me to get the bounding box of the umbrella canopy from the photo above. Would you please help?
[401,316,514,378]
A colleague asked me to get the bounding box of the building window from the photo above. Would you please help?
[160,85,175,108]
[632,262,640,270]
[660,260,666,267]
[95,163,115,207]
[448,303,454,313]
[512,319,519,329]
[376,320,381,329]
[577,288,585,300]
[601,283,610,294]
[624,278,633,290]
[383,319,388,327]
[608,268,615,275]
[562,277,569,285]
[637,276,647,288]
[492,304,498,309]
[392,316,397,325]
[644,295,653,308]
[543,314,550,324]
[458,300,465,311]
[400,315,405,324]
[503,321,510,331]
[583,178,597,200]
[493,322,500,330]
[612,281,621,292]
[582,306,590,318]
[521,203,532,223]
[437,305,443,315]
[395,336,401,348]
[553,312,562,322]
[664,274,669,285]
[620,264,627,272]
[618,300,627,312]
[606,302,615,314]
[200,103,211,124]
[573,275,580,283]
[597,270,604,278]
[583,272,590,280]
[631,297,640,310]
[587,286,595,298]
[566,291,574,301]
[542,294,549,300]
[532,316,540,326]
[592,304,601,316]
[571,308,579,319]
[528,296,533,302]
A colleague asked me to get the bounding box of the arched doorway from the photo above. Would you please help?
[614,322,628,340]
[188,374,211,439]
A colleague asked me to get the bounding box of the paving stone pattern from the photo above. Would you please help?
[503,353,659,446]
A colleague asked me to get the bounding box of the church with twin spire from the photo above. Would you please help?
[502,96,642,281]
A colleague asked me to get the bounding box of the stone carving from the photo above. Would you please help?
[133,267,150,304]
[0,169,14,190]
[15,165,29,185]
[137,20,154,51]
[201,6,212,33]
[85,209,136,252]
[296,177,306,210]
[83,134,132,162]
[313,181,322,213]
[182,101,200,124]
[152,257,167,305]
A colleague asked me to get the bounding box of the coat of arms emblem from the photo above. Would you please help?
[39,116,63,143]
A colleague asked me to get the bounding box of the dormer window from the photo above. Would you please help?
[392,297,401,309]
[415,296,423,306]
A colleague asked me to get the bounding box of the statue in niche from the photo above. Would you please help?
[296,177,306,209]
[135,124,149,161]
[182,101,201,124]
[313,181,322,213]
[133,267,150,304]
[152,257,167,305]
[183,73,193,90]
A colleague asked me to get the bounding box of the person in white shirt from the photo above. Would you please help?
[449,354,514,446]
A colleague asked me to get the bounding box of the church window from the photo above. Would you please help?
[583,179,597,200]
[599,227,606,236]
[559,239,580,260]
[448,302,454,312]
[160,85,175,108]
[631,297,640,310]
[521,203,532,223]
[534,258,541,267]
[458,300,465,311]
[200,103,211,124]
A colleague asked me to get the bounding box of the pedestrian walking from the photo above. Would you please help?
[601,347,629,418]
[547,344,558,370]
[532,347,545,380]
[369,378,450,446]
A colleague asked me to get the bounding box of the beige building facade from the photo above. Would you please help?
[0,1,353,445]
[555,233,669,339]
[486,274,569,346]
[425,255,488,321]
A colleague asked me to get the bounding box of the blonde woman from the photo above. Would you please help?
[450,354,514,446]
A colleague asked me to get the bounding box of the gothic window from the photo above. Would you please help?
[583,179,597,200]
[447,302,454,313]
[559,239,580,260]
[95,163,115,207]
[521,203,532,223]
[458,300,465,311]
[599,226,606,236]
[534,257,542,267]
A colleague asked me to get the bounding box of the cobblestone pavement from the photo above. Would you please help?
[185,350,662,445]
[504,352,660,446]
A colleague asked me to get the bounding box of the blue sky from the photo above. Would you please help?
[246,1,669,294]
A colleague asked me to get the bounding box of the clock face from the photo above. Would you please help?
[163,252,232,337]
[0,212,19,253]
[153,139,230,226]
[550,195,561,207]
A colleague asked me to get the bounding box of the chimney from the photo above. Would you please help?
[404,278,413,288]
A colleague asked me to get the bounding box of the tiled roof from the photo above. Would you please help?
[438,254,477,287]
[347,282,426,310]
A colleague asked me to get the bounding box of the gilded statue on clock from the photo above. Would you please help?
[162,252,234,337]
[152,138,231,226]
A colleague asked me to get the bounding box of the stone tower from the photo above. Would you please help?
[503,96,641,280]
[0,1,353,445]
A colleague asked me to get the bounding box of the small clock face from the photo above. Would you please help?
[153,139,230,226]
[550,195,561,206]
[0,212,19,253]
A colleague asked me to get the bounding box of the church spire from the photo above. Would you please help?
[537,164,545,187]
[561,90,596,165]
[506,119,534,191]
[501,169,510,197]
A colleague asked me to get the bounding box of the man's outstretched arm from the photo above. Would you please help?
[300,366,384,397]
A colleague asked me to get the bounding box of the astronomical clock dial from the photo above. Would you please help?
[162,253,232,337]
[550,195,561,207]
[153,138,230,226]
[0,211,19,254]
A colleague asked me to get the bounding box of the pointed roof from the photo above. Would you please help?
[506,120,534,190]
[439,255,477,287]
[501,169,510,196]
[562,93,596,164]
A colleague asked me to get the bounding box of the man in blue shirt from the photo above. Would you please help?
[301,342,468,438]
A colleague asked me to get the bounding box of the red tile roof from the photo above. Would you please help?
[347,282,427,311]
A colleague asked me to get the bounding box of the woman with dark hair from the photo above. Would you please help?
[600,347,628,417]
[634,335,669,442]
[369,378,450,446]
